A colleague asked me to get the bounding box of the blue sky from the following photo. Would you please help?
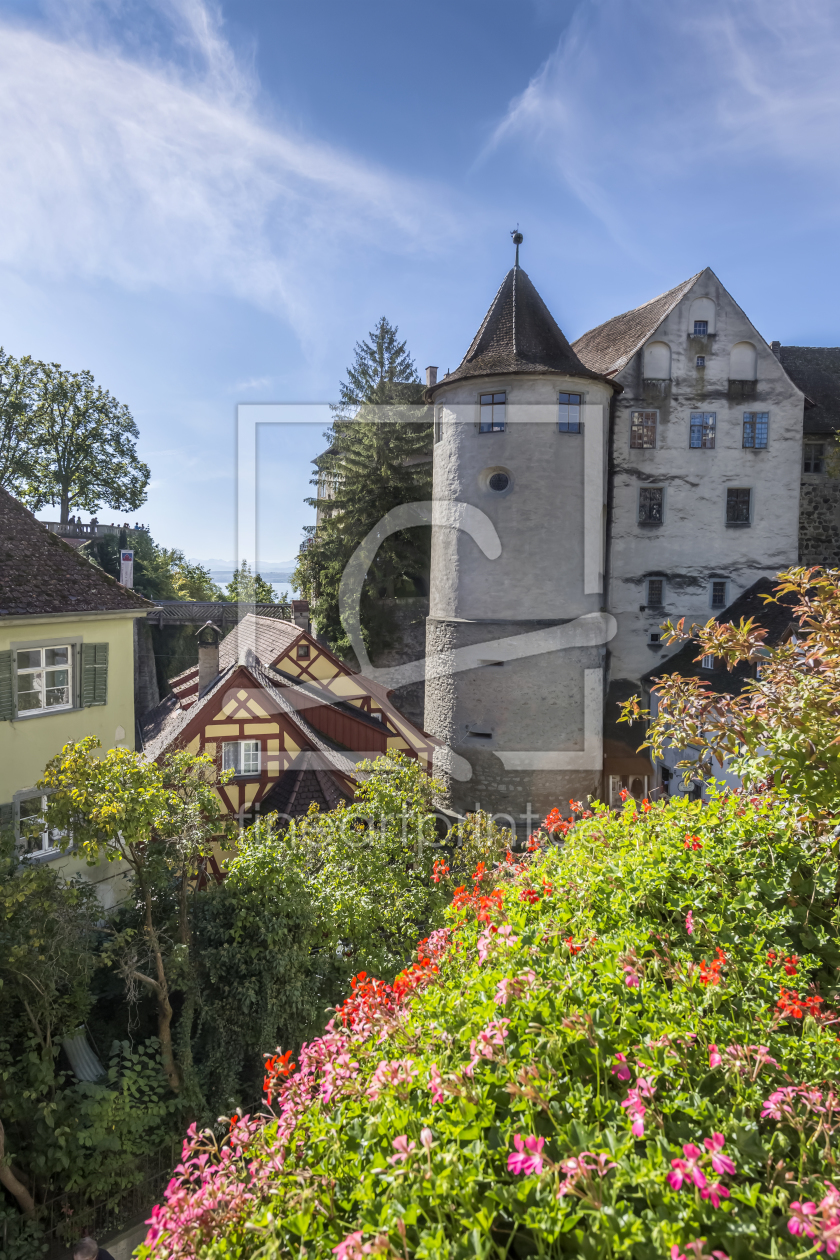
[1,0,839,569]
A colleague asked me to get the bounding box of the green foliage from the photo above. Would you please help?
[622,567,840,821]
[286,754,448,982]
[225,560,275,604]
[292,317,430,660]
[185,754,452,1117]
[145,792,840,1259]
[189,836,319,1116]
[20,362,149,525]
[0,837,178,1252]
[86,533,225,604]
[0,347,40,496]
[40,739,234,1094]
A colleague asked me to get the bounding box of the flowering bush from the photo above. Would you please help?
[140,791,840,1259]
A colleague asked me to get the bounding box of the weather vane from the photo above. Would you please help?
[510,225,523,267]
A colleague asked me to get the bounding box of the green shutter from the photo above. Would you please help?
[0,651,12,721]
[82,643,109,707]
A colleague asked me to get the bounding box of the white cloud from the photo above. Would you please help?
[486,0,840,246]
[0,0,454,326]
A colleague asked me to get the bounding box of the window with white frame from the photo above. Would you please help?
[479,393,506,433]
[711,580,727,609]
[701,654,715,670]
[693,320,709,336]
[558,392,581,433]
[15,791,60,855]
[690,412,716,449]
[16,646,73,715]
[222,740,261,777]
[646,578,664,605]
[630,411,657,449]
[743,412,769,449]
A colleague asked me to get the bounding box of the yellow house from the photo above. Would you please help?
[0,488,151,906]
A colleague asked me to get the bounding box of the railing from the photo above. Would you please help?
[43,521,150,538]
[38,1138,180,1258]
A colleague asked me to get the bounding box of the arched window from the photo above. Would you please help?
[643,341,671,379]
[729,341,757,380]
[689,297,716,335]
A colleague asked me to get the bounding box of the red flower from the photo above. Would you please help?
[520,888,540,905]
[699,949,727,988]
[683,835,702,851]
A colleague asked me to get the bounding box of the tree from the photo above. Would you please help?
[292,318,431,659]
[620,566,840,822]
[40,739,233,1093]
[86,534,225,603]
[22,364,149,527]
[0,348,40,496]
[226,560,275,604]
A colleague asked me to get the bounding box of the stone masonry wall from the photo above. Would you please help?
[799,473,840,567]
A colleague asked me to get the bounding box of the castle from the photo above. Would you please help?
[421,253,839,827]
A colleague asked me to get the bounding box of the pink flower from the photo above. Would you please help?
[704,1133,736,1176]
[427,1063,444,1105]
[788,1201,818,1238]
[668,1144,707,1192]
[507,1134,545,1176]
[494,970,535,1006]
[701,1182,730,1210]
[709,1044,722,1069]
[621,1083,653,1138]
[420,1127,433,1150]
[623,964,641,988]
[611,1053,632,1081]
[686,911,694,936]
[388,1135,416,1165]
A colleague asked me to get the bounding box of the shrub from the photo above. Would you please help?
[141,791,840,1259]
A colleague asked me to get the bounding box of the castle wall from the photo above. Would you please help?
[607,272,804,691]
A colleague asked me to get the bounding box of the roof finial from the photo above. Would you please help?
[510,226,523,268]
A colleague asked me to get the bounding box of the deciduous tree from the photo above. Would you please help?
[40,740,233,1092]
[23,364,149,527]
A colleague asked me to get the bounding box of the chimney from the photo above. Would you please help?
[196,621,222,694]
[771,340,781,359]
[291,599,310,632]
[425,366,438,387]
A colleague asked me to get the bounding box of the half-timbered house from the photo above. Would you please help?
[139,613,435,824]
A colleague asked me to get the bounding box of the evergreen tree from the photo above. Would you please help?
[292,318,431,661]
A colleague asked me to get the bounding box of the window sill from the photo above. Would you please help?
[725,521,752,528]
[13,705,80,722]
[638,521,663,528]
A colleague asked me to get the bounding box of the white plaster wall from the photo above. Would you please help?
[430,375,614,621]
[607,272,804,685]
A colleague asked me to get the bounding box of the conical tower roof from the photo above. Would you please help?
[427,265,620,397]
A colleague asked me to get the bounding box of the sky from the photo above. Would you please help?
[2,0,840,572]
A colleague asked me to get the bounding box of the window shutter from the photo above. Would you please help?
[82,643,109,707]
[0,651,12,721]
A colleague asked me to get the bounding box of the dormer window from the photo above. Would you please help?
[558,392,581,433]
[479,393,506,433]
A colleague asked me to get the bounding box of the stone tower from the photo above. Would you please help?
[423,253,619,830]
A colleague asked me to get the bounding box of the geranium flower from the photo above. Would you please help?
[686,911,694,936]
[704,1134,736,1175]
[388,1135,416,1165]
[668,1144,707,1191]
[507,1134,545,1176]
[701,1183,730,1209]
[611,1053,632,1081]
[709,1044,722,1069]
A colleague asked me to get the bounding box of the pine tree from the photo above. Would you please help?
[292,318,431,661]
